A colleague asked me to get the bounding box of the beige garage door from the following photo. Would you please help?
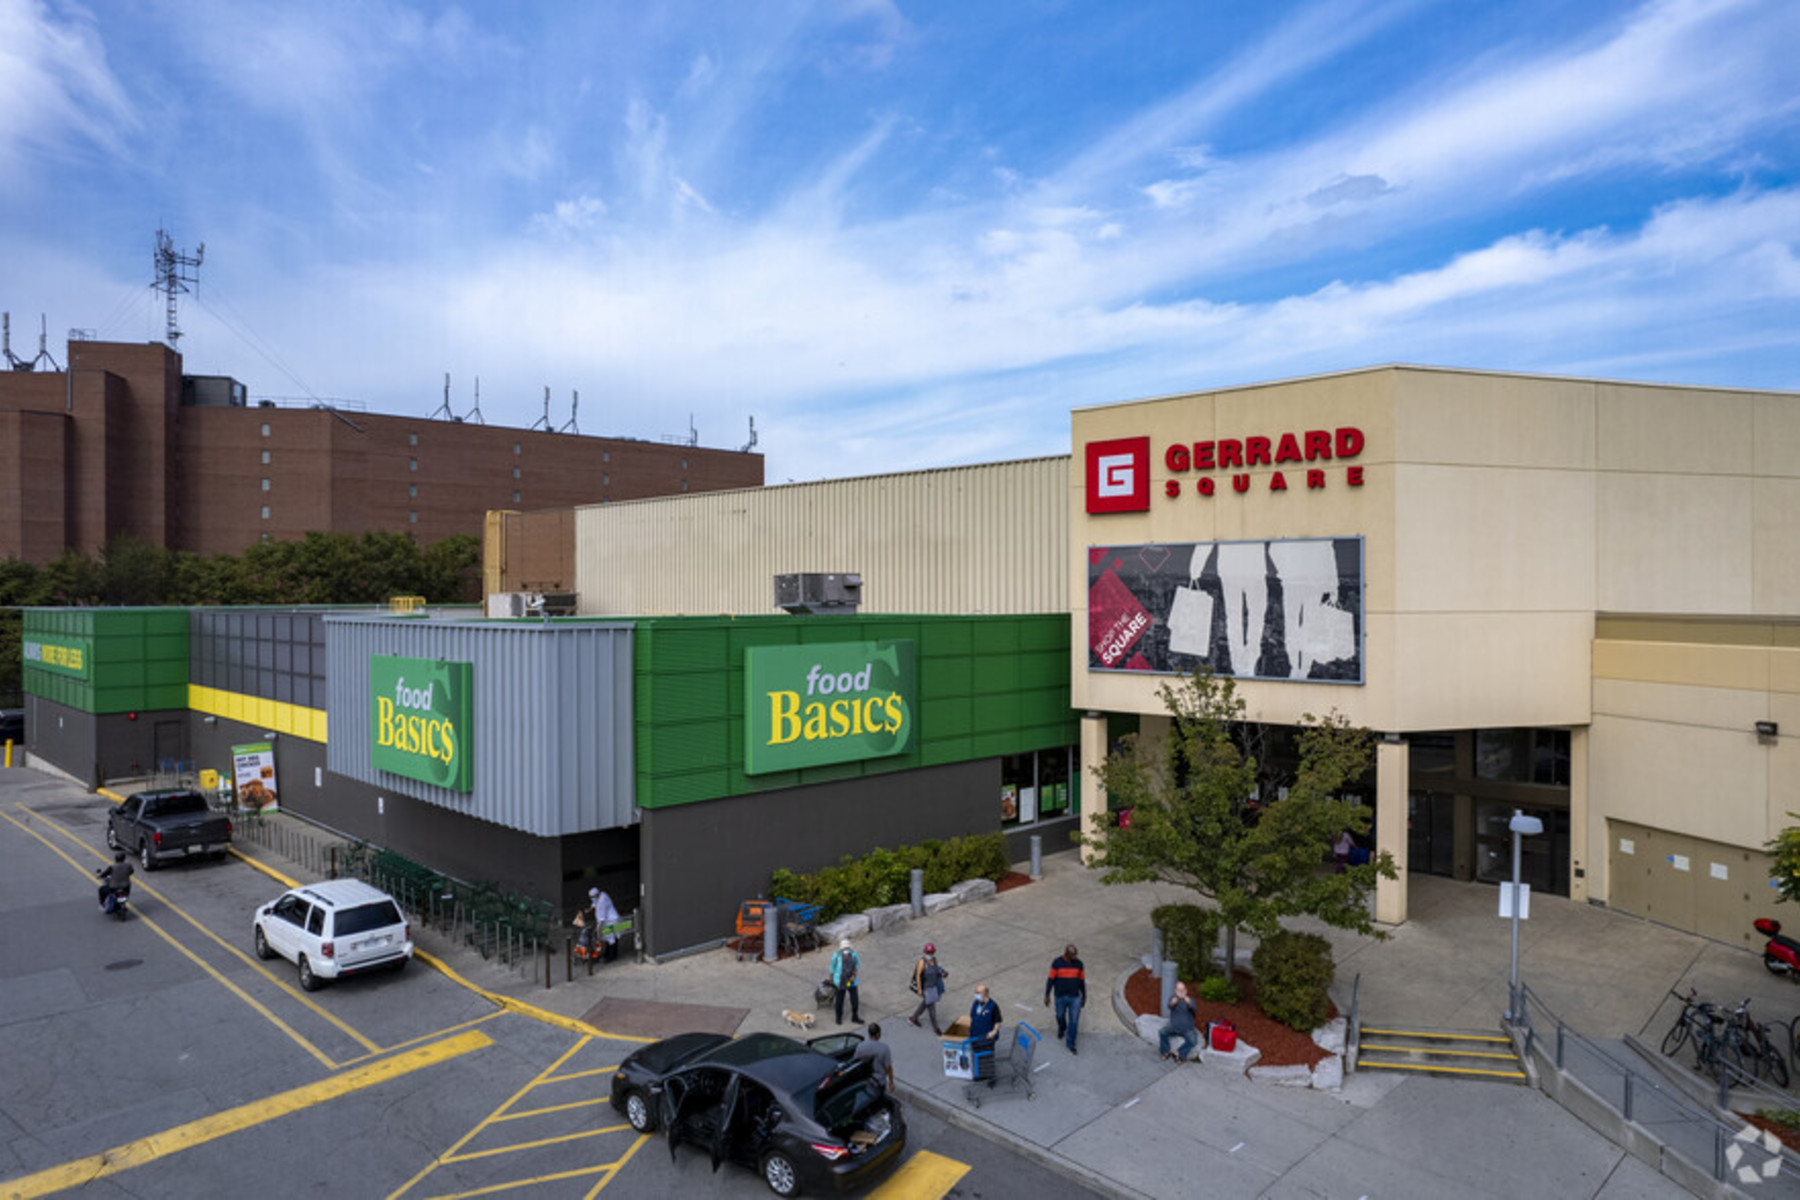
[1608,821,1771,950]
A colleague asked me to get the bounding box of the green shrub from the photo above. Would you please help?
[771,832,1008,921]
[1755,1108,1800,1133]
[1196,975,1239,1003]
[1251,930,1335,1032]
[1152,903,1223,981]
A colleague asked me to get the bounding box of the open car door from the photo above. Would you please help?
[805,1031,863,1061]
[660,1074,692,1162]
[709,1074,741,1173]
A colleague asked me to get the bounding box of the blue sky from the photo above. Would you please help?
[4,0,1797,484]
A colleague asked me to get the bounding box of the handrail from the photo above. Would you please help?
[1346,972,1362,1073]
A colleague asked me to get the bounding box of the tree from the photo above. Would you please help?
[1766,818,1800,905]
[1081,669,1397,975]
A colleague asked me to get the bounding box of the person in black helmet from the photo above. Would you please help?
[96,851,133,911]
[908,942,949,1034]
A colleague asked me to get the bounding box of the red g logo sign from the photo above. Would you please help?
[1085,437,1150,513]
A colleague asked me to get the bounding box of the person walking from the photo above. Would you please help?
[590,887,622,961]
[1045,943,1087,1054]
[852,1022,894,1092]
[1159,981,1199,1062]
[831,937,863,1025]
[908,943,949,1034]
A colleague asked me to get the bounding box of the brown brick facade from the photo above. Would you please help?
[0,339,763,563]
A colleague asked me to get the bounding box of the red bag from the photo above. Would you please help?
[1210,1020,1237,1052]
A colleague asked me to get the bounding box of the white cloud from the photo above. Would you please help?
[0,0,138,178]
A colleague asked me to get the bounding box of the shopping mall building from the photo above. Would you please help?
[16,366,1798,956]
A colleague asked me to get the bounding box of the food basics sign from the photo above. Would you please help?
[370,655,474,792]
[745,641,916,774]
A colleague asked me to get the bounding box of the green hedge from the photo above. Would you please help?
[771,833,1008,921]
[1251,930,1336,1032]
[1151,902,1224,981]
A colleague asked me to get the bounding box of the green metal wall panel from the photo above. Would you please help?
[22,607,190,716]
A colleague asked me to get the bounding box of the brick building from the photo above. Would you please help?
[0,338,763,564]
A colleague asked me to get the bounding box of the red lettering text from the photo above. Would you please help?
[1347,466,1364,486]
[1246,436,1271,466]
[1194,442,1215,469]
[1304,430,1332,460]
[1165,444,1190,472]
[1219,440,1243,468]
[1165,479,1181,497]
[1232,473,1251,493]
[1336,427,1365,458]
[1307,469,1325,489]
[1270,471,1287,491]
[1275,433,1303,463]
[1198,477,1215,496]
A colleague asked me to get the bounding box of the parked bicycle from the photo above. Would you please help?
[1722,998,1789,1089]
[1660,989,1742,1087]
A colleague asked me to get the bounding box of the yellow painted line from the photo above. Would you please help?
[583,1131,652,1199]
[445,1123,631,1163]
[388,1035,594,1199]
[414,949,653,1044]
[337,1012,506,1068]
[422,1138,651,1200]
[1360,1028,1511,1042]
[492,1096,614,1122]
[1358,1059,1526,1079]
[1359,1043,1522,1061]
[540,1065,619,1084]
[5,1030,492,1199]
[867,1150,973,1198]
[0,807,340,1070]
[27,798,381,1055]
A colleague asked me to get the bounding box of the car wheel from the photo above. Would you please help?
[139,841,157,871]
[254,926,274,961]
[298,955,322,992]
[623,1090,657,1133]
[761,1151,801,1198]
[105,824,118,851]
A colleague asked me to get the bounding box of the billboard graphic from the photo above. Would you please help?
[1088,538,1363,682]
[231,742,280,812]
[371,655,475,792]
[745,641,916,774]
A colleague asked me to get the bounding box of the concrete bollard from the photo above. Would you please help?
[1160,960,1177,1016]
[1151,927,1164,978]
[763,903,779,963]
[910,868,924,917]
[1030,835,1043,879]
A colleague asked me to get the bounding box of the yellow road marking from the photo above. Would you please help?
[23,802,381,1056]
[4,1030,492,1199]
[338,1012,506,1067]
[868,1150,974,1198]
[414,950,654,1044]
[446,1123,631,1163]
[492,1096,614,1122]
[584,1131,651,1199]
[541,1065,620,1084]
[0,807,339,1069]
[388,1034,594,1199]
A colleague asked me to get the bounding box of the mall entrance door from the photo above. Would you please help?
[1474,801,1570,897]
[1408,791,1456,878]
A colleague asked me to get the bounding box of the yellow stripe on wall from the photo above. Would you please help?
[188,685,328,744]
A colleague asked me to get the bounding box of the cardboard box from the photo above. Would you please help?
[940,1016,992,1080]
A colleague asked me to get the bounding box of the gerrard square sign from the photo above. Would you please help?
[1084,427,1365,513]
[744,641,916,774]
[370,655,474,792]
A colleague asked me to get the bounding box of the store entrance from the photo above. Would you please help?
[1473,802,1570,897]
[1407,791,1456,878]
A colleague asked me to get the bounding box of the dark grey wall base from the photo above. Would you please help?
[1004,815,1081,866]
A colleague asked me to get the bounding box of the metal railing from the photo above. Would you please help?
[1513,980,1800,1189]
[1346,973,1362,1073]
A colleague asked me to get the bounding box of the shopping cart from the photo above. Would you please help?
[965,1021,1040,1108]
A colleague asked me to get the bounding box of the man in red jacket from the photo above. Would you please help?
[1045,943,1087,1054]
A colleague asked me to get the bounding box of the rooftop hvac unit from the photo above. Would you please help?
[774,573,862,615]
[486,591,579,618]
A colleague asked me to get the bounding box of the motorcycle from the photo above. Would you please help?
[95,868,130,921]
[1756,917,1799,978]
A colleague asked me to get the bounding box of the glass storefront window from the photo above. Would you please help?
[1002,746,1079,827]
[1475,729,1570,786]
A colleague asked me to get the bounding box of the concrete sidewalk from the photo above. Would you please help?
[437,852,1777,1198]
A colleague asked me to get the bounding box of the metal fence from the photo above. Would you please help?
[1514,980,1800,1191]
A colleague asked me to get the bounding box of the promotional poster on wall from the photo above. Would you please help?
[1088,537,1363,682]
[231,741,279,812]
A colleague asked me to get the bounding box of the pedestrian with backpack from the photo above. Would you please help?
[907,943,949,1034]
[831,938,863,1025]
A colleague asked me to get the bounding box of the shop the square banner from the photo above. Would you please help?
[1089,538,1363,682]
[745,641,916,774]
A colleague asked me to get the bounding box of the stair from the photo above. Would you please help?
[1356,1026,1527,1082]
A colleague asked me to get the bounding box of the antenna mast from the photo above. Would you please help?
[153,227,204,346]
[740,415,758,453]
[431,372,456,420]
[462,377,484,424]
[559,389,580,434]
[531,386,552,431]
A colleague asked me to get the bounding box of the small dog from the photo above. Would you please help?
[782,1009,817,1030]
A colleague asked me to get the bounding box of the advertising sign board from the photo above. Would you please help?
[370,655,475,792]
[745,641,916,774]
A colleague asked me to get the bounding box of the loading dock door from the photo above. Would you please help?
[1609,820,1769,948]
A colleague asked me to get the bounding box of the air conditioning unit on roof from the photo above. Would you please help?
[774,573,862,614]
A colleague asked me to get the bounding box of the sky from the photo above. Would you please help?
[3,0,1798,484]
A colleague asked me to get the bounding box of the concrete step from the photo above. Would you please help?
[1357,1025,1527,1083]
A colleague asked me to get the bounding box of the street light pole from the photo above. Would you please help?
[1506,808,1544,1023]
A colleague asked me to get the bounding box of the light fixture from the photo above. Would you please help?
[202,715,217,725]
[264,731,279,741]
[1756,721,1779,742]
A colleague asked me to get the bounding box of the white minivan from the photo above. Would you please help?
[253,879,413,991]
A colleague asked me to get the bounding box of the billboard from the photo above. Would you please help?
[1088,538,1363,682]
[370,655,475,792]
[745,641,916,774]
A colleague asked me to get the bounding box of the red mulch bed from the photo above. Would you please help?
[995,871,1033,894]
[1124,967,1335,1069]
[1738,1111,1800,1154]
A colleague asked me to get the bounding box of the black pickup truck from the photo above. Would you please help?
[106,789,233,870]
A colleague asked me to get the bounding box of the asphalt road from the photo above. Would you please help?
[0,772,1100,1200]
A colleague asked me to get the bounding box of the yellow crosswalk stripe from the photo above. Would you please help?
[867,1150,973,1198]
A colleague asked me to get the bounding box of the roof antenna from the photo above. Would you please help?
[461,376,485,425]
[740,414,758,453]
[559,389,580,434]
[531,385,552,431]
[153,227,204,346]
[1,313,22,370]
[431,372,456,420]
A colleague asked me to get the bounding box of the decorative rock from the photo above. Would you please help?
[1202,1040,1261,1073]
[1134,1013,1164,1047]
[1248,1063,1313,1088]
[864,903,913,931]
[817,914,870,943]
[950,878,997,902]
[1312,1016,1347,1056]
[1311,1053,1344,1092]
[922,892,961,914]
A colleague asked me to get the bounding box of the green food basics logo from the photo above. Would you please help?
[370,655,473,792]
[745,641,916,774]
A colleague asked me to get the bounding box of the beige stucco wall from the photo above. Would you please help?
[568,457,1067,616]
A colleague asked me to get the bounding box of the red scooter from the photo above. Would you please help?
[1756,917,1800,978]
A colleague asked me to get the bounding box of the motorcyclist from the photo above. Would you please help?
[96,851,134,911]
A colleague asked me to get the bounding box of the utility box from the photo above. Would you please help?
[774,573,862,614]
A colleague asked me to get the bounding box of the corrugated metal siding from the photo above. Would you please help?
[326,617,636,836]
[571,456,1069,615]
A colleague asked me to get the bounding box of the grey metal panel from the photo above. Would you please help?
[326,617,636,837]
